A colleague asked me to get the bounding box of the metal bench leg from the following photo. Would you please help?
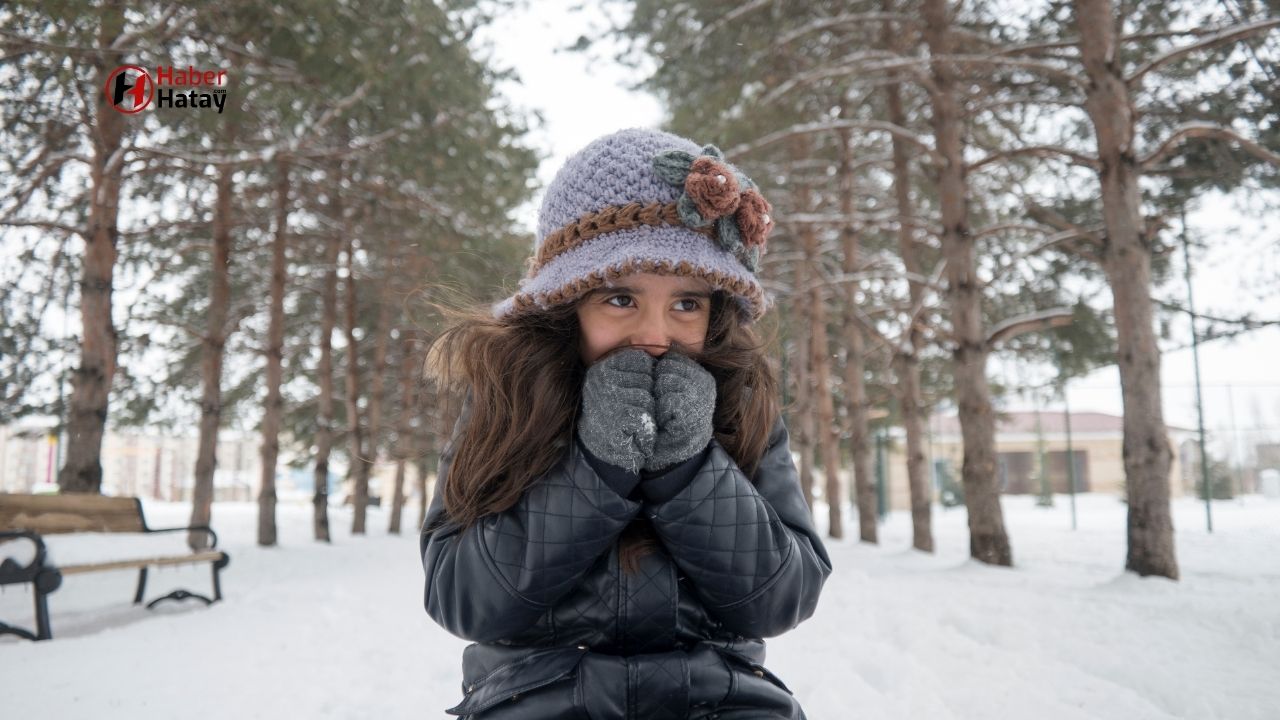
[133,567,148,605]
[0,618,39,641]
[143,555,229,610]
[212,555,229,602]
[34,568,61,641]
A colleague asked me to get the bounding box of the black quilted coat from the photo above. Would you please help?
[420,393,832,719]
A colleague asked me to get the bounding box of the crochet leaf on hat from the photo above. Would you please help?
[652,149,698,185]
[651,144,772,273]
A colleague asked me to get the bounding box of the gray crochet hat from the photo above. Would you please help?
[491,127,775,323]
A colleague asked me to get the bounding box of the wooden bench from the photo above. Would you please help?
[0,493,230,641]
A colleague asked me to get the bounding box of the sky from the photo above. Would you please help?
[473,0,663,238]
[473,1,1280,466]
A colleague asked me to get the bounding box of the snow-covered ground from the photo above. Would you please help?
[2,493,1277,719]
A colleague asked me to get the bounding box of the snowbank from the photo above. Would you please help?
[2,493,1276,719]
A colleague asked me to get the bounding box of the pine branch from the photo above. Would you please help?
[1126,18,1280,85]
[1022,202,1105,262]
[931,53,1088,88]
[687,0,773,54]
[985,308,1075,351]
[774,12,919,47]
[759,50,924,105]
[0,219,83,238]
[726,119,939,162]
[1154,299,1280,327]
[112,4,197,50]
[969,145,1099,172]
[0,30,142,58]
[1140,123,1280,170]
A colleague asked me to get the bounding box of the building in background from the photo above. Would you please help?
[0,422,422,509]
[865,411,1194,512]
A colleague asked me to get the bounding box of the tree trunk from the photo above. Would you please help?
[884,42,935,553]
[797,327,817,517]
[389,331,415,534]
[312,226,341,542]
[258,157,289,547]
[806,229,844,541]
[360,283,393,524]
[1075,0,1178,579]
[895,354,932,551]
[58,3,126,495]
[922,0,1012,566]
[415,454,430,531]
[419,384,445,530]
[189,121,236,550]
[789,156,816,516]
[343,237,370,534]
[837,128,875,544]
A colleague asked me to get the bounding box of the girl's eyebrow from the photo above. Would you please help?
[596,284,711,298]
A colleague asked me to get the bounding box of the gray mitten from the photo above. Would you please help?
[578,348,658,474]
[645,352,717,471]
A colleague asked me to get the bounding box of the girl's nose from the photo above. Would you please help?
[630,321,672,357]
[634,343,669,358]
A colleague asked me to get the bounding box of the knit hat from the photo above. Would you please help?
[491,127,775,323]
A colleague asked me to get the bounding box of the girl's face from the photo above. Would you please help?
[576,273,713,365]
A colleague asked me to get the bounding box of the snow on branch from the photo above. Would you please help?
[898,258,948,351]
[930,54,1087,88]
[985,307,1075,351]
[1022,203,1105,262]
[775,12,918,47]
[112,4,196,51]
[784,210,937,234]
[0,219,83,238]
[685,0,772,55]
[1140,123,1280,170]
[0,30,138,58]
[726,119,939,162]
[981,225,1103,287]
[760,50,916,106]
[1154,300,1280,328]
[798,268,947,296]
[968,145,1099,172]
[133,119,413,169]
[994,39,1081,57]
[1126,18,1280,85]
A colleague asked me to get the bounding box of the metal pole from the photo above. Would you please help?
[1226,384,1243,497]
[56,270,71,482]
[875,428,887,519]
[1063,385,1078,531]
[926,406,936,497]
[1181,206,1213,533]
[1034,391,1052,506]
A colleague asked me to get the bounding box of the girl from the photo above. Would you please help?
[420,127,832,719]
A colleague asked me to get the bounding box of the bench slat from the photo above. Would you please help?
[59,551,227,575]
[0,494,144,534]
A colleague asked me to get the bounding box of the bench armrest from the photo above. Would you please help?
[145,525,220,549]
[0,530,49,583]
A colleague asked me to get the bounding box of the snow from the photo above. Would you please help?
[2,494,1277,719]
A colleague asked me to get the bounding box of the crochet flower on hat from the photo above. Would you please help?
[651,143,773,273]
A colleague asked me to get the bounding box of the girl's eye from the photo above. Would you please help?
[603,295,701,312]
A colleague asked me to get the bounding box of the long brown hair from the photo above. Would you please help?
[423,288,780,573]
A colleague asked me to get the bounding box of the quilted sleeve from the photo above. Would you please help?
[420,391,643,643]
[645,415,832,638]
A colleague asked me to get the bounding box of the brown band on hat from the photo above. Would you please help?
[529,201,717,276]
[509,257,766,321]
